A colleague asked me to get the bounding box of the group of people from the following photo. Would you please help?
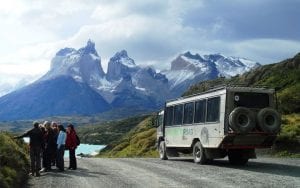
[15,121,79,177]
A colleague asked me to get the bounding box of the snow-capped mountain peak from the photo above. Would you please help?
[183,51,205,62]
[78,39,98,56]
[111,50,136,67]
[106,50,137,81]
[41,40,105,84]
[164,51,260,92]
[0,40,263,120]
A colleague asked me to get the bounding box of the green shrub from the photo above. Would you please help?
[274,114,300,156]
[0,132,30,188]
[98,116,159,158]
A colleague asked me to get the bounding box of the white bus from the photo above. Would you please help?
[156,86,281,165]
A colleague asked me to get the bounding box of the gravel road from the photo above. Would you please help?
[27,157,300,188]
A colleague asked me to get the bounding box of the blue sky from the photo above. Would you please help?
[0,0,299,94]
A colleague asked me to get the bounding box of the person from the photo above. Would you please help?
[56,124,66,172]
[14,121,44,177]
[66,124,78,170]
[40,121,56,172]
[51,122,59,166]
[39,123,47,171]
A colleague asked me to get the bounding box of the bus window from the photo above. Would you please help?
[206,97,220,122]
[158,115,164,127]
[183,102,194,124]
[194,100,206,123]
[165,106,174,126]
[173,104,183,125]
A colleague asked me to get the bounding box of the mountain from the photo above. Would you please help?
[99,50,170,108]
[183,52,300,114]
[41,39,105,90]
[106,50,138,81]
[0,74,40,97]
[163,51,260,95]
[0,76,110,120]
[0,40,260,120]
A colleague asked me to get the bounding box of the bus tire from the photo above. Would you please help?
[228,150,249,165]
[159,141,168,160]
[193,141,207,164]
[257,108,281,133]
[229,107,255,134]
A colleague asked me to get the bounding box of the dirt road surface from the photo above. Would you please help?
[27,157,300,188]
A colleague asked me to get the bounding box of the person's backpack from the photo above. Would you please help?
[76,134,80,146]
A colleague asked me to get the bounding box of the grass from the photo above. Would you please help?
[273,113,300,157]
[98,116,158,158]
[0,132,30,188]
[76,115,150,145]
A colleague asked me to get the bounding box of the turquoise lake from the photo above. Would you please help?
[23,138,105,157]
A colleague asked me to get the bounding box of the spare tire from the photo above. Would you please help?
[257,108,281,133]
[229,107,256,134]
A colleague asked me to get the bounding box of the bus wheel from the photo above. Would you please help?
[228,150,249,165]
[193,141,207,164]
[159,141,168,160]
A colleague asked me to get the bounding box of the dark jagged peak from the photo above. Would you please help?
[145,67,167,82]
[115,50,128,59]
[110,50,136,67]
[111,50,131,61]
[182,51,204,61]
[56,47,76,56]
[78,39,98,56]
[106,50,137,81]
[204,53,225,62]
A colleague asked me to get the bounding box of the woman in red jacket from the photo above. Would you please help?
[66,124,77,170]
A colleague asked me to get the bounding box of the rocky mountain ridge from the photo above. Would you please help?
[0,40,259,120]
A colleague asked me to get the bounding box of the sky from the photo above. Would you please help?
[0,0,300,95]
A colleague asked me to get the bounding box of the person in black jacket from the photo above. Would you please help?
[14,121,44,177]
[40,121,56,172]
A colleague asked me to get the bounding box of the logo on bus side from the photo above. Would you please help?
[182,128,193,140]
[183,128,193,135]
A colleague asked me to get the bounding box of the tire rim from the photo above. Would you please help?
[195,146,201,160]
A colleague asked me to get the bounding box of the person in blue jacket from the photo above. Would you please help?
[56,124,66,172]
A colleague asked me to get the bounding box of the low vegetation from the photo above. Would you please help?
[76,115,150,145]
[98,116,158,158]
[274,114,300,157]
[0,132,30,188]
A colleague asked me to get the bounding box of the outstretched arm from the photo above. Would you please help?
[14,130,30,139]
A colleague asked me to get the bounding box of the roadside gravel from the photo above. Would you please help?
[27,157,300,188]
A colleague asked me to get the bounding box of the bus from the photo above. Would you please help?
[156,86,281,165]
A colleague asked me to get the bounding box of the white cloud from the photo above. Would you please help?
[233,39,300,63]
[0,0,299,95]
